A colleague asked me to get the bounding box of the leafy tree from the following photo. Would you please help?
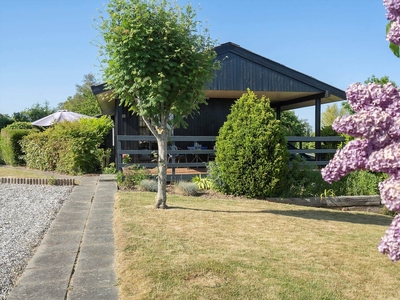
[321,103,347,127]
[364,75,397,86]
[280,110,312,136]
[215,90,289,198]
[12,101,56,122]
[58,73,101,116]
[96,0,218,208]
[0,114,13,130]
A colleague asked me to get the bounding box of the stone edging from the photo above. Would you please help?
[0,177,75,186]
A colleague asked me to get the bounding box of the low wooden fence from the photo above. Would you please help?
[117,135,345,180]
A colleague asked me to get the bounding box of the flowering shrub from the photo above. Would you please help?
[384,0,400,56]
[322,1,400,261]
[321,81,400,262]
[122,154,131,164]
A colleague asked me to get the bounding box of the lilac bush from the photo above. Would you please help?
[388,21,400,45]
[378,215,400,262]
[321,82,400,262]
[384,0,400,57]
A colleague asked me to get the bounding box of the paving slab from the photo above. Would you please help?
[7,175,119,300]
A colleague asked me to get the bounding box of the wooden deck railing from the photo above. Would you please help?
[117,135,345,174]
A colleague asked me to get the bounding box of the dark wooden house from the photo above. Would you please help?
[92,42,346,170]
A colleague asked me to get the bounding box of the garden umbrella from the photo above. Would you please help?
[31,110,93,126]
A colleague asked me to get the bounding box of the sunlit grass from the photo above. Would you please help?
[114,192,400,300]
[0,166,47,178]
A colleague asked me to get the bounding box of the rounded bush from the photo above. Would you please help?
[215,90,289,198]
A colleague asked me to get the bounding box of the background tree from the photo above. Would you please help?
[280,110,312,136]
[12,101,56,122]
[321,103,347,127]
[96,0,218,208]
[215,90,289,198]
[58,73,101,116]
[0,114,13,130]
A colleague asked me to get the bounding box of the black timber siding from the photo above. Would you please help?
[211,52,322,93]
[174,98,235,149]
[116,98,235,150]
[118,105,139,136]
[117,104,140,153]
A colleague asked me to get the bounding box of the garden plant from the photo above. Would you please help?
[321,0,400,262]
[215,89,289,198]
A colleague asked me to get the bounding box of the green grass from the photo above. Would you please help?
[0,166,47,178]
[114,192,400,300]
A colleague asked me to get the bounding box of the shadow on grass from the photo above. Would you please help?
[169,206,393,226]
[265,209,392,226]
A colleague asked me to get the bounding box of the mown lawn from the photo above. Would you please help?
[114,192,399,300]
[0,166,47,178]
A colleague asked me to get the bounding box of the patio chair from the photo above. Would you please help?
[168,145,187,163]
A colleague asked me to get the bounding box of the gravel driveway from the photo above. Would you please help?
[0,184,72,300]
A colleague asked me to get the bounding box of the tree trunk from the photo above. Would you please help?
[155,130,168,209]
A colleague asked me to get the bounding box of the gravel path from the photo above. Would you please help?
[0,184,73,300]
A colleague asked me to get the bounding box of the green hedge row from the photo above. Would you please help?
[0,127,34,166]
[21,116,113,175]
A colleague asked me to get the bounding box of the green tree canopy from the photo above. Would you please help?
[0,114,13,130]
[12,101,56,123]
[321,103,347,127]
[280,110,312,136]
[58,73,101,116]
[96,0,219,208]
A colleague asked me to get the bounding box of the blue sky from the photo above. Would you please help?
[0,0,399,129]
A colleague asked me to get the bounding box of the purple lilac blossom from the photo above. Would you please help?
[321,139,369,183]
[332,109,391,141]
[378,214,400,262]
[321,81,400,261]
[387,20,400,45]
[379,176,400,211]
[383,0,400,21]
[345,83,400,113]
[367,143,400,175]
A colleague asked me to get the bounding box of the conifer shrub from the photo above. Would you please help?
[215,90,289,198]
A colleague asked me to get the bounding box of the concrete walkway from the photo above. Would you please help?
[7,175,119,300]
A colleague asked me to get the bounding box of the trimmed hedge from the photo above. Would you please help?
[0,128,34,166]
[21,116,113,175]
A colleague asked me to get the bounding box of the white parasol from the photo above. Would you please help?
[31,110,93,126]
